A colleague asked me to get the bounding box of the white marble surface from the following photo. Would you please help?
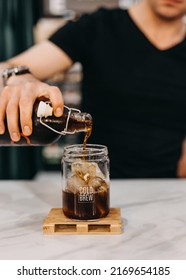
[0,176,186,260]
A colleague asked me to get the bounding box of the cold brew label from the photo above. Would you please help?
[78,186,95,203]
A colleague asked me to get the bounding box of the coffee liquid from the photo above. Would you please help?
[63,188,109,220]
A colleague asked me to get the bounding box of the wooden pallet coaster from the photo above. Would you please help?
[43,208,122,235]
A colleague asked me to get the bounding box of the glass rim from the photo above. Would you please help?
[63,144,108,158]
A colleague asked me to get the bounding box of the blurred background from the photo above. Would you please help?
[0,0,137,179]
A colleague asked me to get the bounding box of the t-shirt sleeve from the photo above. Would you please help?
[49,8,107,63]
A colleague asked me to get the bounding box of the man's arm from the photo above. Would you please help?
[7,40,73,80]
[0,40,73,142]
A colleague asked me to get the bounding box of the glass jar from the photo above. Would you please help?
[62,144,110,220]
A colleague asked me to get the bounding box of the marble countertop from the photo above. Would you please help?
[0,177,186,260]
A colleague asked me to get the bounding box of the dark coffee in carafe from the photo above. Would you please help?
[0,99,92,146]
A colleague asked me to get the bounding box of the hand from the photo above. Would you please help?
[0,73,64,142]
[177,138,186,178]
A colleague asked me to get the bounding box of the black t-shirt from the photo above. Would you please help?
[49,8,186,178]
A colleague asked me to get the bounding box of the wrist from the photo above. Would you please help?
[1,65,31,86]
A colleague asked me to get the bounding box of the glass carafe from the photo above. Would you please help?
[0,99,92,146]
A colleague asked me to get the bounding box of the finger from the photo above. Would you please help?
[19,94,34,136]
[0,87,8,134]
[6,94,20,141]
[48,86,64,117]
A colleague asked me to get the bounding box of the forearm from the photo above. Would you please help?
[6,40,73,80]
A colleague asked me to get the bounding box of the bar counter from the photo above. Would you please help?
[0,177,186,260]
